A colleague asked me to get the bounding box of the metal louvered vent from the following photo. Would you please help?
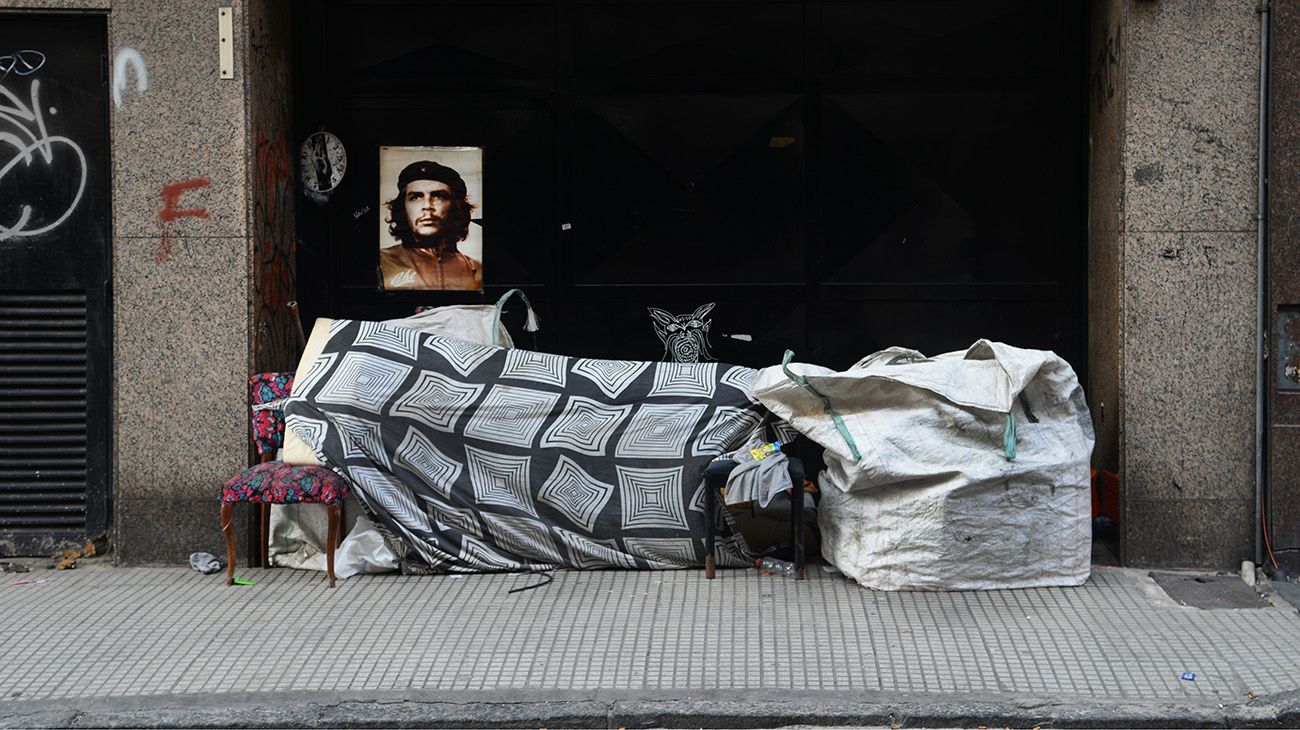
[0,292,89,534]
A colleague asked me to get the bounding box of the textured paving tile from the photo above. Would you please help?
[2,566,1299,702]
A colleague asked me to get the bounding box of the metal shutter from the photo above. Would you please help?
[0,292,91,548]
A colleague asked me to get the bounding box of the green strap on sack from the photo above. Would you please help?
[781,350,863,462]
[491,289,540,348]
[781,349,1018,463]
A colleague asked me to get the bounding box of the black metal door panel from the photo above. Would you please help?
[0,15,110,554]
[295,0,1085,371]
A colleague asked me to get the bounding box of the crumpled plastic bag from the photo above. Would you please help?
[189,552,223,575]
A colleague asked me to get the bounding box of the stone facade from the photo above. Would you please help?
[0,0,293,561]
[1089,0,1262,569]
[0,0,1273,569]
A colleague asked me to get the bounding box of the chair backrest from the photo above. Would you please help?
[249,371,295,458]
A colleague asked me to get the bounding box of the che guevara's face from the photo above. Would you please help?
[403,179,453,241]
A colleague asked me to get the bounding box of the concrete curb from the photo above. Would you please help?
[4,689,1300,729]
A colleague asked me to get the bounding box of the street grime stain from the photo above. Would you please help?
[1133,163,1164,186]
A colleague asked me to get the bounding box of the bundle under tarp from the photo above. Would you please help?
[284,319,763,572]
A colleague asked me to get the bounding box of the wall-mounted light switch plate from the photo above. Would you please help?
[219,7,233,79]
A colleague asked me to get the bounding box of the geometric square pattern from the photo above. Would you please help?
[345,465,433,536]
[426,502,482,538]
[720,365,759,401]
[283,318,757,574]
[691,406,764,456]
[623,537,700,568]
[394,426,462,498]
[648,362,717,398]
[292,351,338,399]
[500,348,568,388]
[481,512,565,566]
[285,413,328,453]
[465,445,537,517]
[424,336,497,377]
[539,396,632,456]
[615,403,705,459]
[463,385,560,449]
[554,526,638,569]
[537,455,615,533]
[354,321,422,360]
[459,535,523,571]
[389,370,484,433]
[772,418,801,445]
[315,352,412,414]
[617,466,689,531]
[333,414,390,470]
[571,358,649,399]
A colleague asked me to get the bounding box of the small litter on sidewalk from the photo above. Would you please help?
[1181,672,1196,681]
[46,535,111,572]
[189,552,223,575]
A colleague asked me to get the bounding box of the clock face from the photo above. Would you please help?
[299,132,347,193]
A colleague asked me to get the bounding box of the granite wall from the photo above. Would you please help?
[1090,0,1262,569]
[0,0,293,562]
[1267,0,1300,574]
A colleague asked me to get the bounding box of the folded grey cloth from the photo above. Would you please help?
[189,552,223,574]
[724,450,791,508]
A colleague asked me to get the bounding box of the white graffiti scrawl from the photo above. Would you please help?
[111,48,147,108]
[0,50,45,79]
[0,75,87,240]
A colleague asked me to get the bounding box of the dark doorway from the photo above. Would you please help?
[0,15,111,554]
[294,1,1087,378]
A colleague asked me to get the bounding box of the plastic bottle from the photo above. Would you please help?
[755,557,796,577]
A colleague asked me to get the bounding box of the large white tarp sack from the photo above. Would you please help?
[750,340,1094,591]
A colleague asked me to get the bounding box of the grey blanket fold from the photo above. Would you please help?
[724,449,791,508]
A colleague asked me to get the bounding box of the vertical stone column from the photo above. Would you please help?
[108,0,253,562]
[1088,0,1125,495]
[1100,0,1261,569]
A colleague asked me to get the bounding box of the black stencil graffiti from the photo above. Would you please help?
[0,77,87,240]
[1091,24,1121,114]
[0,50,45,80]
[649,303,716,363]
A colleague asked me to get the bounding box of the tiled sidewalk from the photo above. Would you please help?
[2,563,1299,727]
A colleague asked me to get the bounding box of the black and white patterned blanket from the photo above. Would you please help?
[283,319,766,572]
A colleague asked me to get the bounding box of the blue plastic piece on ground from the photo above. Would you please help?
[1181,672,1196,681]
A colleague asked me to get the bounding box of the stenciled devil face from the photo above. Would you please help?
[648,303,716,363]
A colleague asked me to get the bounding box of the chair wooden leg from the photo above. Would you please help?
[220,503,236,586]
[326,503,341,588]
[259,503,270,568]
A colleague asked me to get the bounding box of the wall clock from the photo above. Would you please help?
[299,130,346,204]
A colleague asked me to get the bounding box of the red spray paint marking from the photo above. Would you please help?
[155,177,210,262]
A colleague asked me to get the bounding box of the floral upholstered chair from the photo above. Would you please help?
[219,372,350,587]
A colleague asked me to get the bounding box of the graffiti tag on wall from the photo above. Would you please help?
[155,177,210,262]
[111,48,148,108]
[0,56,88,241]
[1091,23,1121,114]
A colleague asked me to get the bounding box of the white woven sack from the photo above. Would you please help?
[750,340,1094,591]
[385,288,540,347]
